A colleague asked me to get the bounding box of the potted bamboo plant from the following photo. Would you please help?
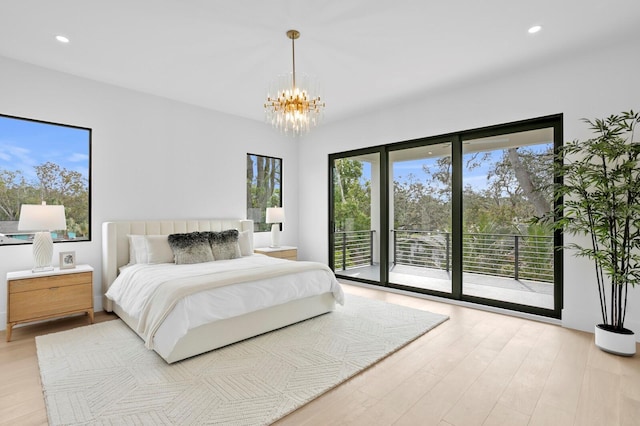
[546,110,639,356]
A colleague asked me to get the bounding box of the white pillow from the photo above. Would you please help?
[128,235,175,264]
[238,229,253,256]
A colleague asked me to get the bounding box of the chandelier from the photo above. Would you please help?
[264,30,325,135]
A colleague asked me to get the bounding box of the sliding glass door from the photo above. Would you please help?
[461,128,556,309]
[388,142,453,295]
[328,115,562,318]
[330,151,382,283]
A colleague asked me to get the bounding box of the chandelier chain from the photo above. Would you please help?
[291,32,296,89]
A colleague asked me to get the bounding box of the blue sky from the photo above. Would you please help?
[359,144,552,191]
[392,155,493,190]
[0,115,90,182]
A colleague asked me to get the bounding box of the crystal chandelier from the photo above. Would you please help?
[264,30,325,135]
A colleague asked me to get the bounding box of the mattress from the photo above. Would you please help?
[106,254,344,354]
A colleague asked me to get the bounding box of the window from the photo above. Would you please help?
[246,153,282,232]
[0,114,91,245]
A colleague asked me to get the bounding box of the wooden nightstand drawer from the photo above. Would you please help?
[6,265,94,342]
[9,271,92,293]
[9,283,92,322]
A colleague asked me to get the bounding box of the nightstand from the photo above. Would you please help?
[6,264,94,342]
[254,246,298,261]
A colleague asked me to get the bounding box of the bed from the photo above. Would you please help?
[102,219,343,363]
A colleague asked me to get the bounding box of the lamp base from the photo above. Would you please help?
[32,231,54,272]
[270,224,281,248]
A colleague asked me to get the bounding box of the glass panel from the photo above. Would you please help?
[246,154,282,232]
[462,128,555,308]
[388,143,452,293]
[332,153,380,282]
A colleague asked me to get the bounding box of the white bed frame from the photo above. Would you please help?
[102,219,336,363]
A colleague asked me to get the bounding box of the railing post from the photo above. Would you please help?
[392,230,397,266]
[445,232,450,272]
[342,232,347,271]
[370,230,374,265]
[514,235,519,281]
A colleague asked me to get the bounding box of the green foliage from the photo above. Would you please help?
[486,146,553,217]
[394,174,450,231]
[539,110,640,330]
[0,162,89,239]
[36,162,89,236]
[0,169,34,220]
[518,223,554,282]
[247,155,281,232]
[333,141,555,283]
[333,159,370,231]
[463,218,511,276]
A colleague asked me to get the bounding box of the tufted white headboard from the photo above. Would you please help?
[101,219,253,311]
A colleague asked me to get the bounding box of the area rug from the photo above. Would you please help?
[36,294,448,425]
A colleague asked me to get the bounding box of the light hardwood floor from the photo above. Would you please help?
[1,283,638,425]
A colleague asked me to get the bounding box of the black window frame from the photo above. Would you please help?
[0,113,92,246]
[246,153,283,232]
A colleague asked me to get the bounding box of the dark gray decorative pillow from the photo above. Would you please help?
[167,232,214,264]
[205,229,241,260]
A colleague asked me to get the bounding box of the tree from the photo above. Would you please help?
[247,155,281,231]
[393,174,450,231]
[0,162,89,239]
[0,169,34,220]
[333,159,370,231]
[538,111,640,332]
[387,145,555,236]
[334,145,553,236]
[32,162,89,236]
[503,147,553,217]
[479,145,553,231]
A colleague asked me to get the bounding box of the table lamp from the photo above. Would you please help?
[18,202,66,272]
[265,207,285,248]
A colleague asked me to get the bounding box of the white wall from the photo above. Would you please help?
[0,56,298,329]
[298,38,640,339]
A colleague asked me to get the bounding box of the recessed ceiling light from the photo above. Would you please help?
[55,35,70,43]
[528,25,542,34]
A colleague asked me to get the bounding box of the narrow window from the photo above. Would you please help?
[247,153,282,232]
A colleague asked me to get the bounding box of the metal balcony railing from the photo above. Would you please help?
[334,229,554,283]
[334,230,375,270]
[392,230,554,283]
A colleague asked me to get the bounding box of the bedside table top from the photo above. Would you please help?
[254,246,297,253]
[7,264,94,280]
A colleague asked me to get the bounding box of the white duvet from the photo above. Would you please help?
[106,254,344,354]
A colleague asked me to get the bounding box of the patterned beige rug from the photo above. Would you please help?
[36,294,448,425]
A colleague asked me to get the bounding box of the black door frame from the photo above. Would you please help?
[328,114,563,318]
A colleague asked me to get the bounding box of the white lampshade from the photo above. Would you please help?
[18,203,67,231]
[265,207,285,224]
[18,202,66,272]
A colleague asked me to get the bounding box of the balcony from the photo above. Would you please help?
[334,229,554,309]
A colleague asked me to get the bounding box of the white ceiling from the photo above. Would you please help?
[1,1,639,124]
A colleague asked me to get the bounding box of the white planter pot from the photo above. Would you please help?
[594,324,636,356]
